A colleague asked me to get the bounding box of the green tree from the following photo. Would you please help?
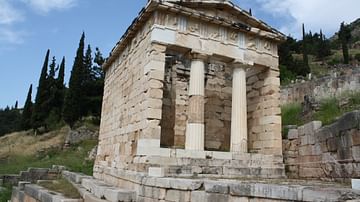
[93,47,105,79]
[89,47,105,117]
[63,33,86,128]
[82,46,105,118]
[317,30,332,61]
[32,49,51,130]
[302,24,310,73]
[21,84,33,130]
[55,57,66,114]
[339,22,352,64]
[0,107,21,136]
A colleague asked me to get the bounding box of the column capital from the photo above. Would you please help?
[191,50,210,61]
[231,60,254,69]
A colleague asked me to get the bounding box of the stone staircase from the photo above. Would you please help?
[63,171,136,202]
[132,154,286,179]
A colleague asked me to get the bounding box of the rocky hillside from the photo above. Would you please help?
[331,18,360,45]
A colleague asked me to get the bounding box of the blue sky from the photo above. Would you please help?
[0,0,359,108]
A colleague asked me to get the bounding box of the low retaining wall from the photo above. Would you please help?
[11,183,82,202]
[283,111,360,181]
[0,166,65,186]
[281,67,360,105]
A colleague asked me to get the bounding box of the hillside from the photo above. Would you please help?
[331,18,360,45]
[0,125,98,176]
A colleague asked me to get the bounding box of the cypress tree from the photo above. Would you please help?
[32,49,50,130]
[82,45,93,116]
[63,33,85,128]
[49,56,56,79]
[54,57,66,117]
[317,29,331,62]
[339,22,351,64]
[301,24,310,75]
[58,57,65,88]
[84,45,93,79]
[21,84,33,130]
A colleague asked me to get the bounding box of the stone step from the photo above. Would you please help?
[82,178,136,202]
[143,164,285,179]
[24,184,82,202]
[63,170,94,184]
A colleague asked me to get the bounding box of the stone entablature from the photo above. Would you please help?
[95,0,285,183]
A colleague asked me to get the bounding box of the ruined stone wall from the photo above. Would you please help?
[281,67,360,105]
[283,111,360,181]
[204,62,232,151]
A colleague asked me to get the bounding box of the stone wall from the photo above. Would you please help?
[283,111,360,181]
[281,67,360,105]
[95,15,158,171]
[247,67,282,155]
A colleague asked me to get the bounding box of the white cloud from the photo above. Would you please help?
[22,0,77,14]
[0,0,23,25]
[0,28,27,44]
[253,0,360,38]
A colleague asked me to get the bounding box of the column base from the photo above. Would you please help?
[231,139,248,153]
[185,123,204,151]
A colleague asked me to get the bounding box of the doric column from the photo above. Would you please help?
[185,52,207,151]
[231,62,248,153]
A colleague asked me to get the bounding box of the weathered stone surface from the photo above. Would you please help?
[281,68,360,105]
[63,171,93,184]
[65,126,98,146]
[104,188,136,202]
[148,167,165,177]
[190,191,206,202]
[204,181,229,194]
[165,190,190,202]
[287,129,298,140]
[283,111,360,181]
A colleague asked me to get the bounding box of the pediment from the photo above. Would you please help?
[158,0,284,39]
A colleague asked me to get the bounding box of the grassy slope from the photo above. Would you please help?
[282,92,360,131]
[0,127,69,159]
[0,125,98,175]
[0,126,98,202]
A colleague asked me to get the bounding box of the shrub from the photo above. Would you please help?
[314,98,341,125]
[355,53,360,62]
[281,103,303,126]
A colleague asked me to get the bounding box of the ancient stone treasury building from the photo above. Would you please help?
[95,0,285,185]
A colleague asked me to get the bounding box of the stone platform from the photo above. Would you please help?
[66,170,360,202]
[132,152,285,179]
[96,151,285,180]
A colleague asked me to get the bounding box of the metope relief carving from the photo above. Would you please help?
[189,23,199,33]
[247,36,256,50]
[230,32,238,41]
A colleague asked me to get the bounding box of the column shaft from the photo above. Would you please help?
[231,66,248,153]
[185,58,205,151]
